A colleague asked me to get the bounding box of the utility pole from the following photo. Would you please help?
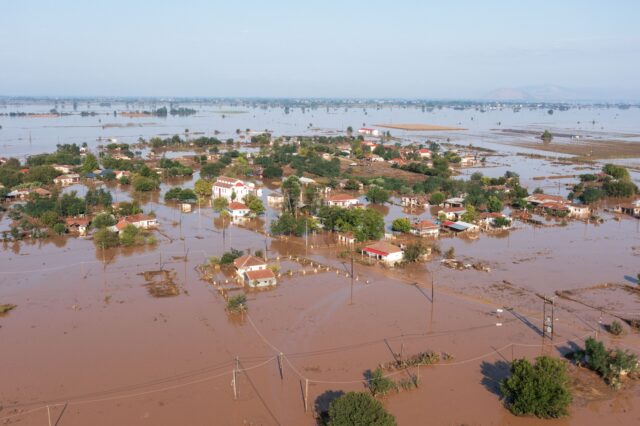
[350,251,354,305]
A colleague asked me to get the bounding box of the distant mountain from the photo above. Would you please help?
[484,85,640,102]
[484,88,531,101]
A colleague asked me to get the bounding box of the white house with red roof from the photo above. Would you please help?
[326,193,360,208]
[233,255,267,275]
[109,214,158,234]
[362,241,404,265]
[226,201,251,218]
[233,255,277,287]
[212,176,262,201]
[418,148,432,159]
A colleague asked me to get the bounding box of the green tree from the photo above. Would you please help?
[391,218,411,233]
[403,242,428,262]
[461,204,477,223]
[92,212,116,229]
[120,224,140,246]
[500,356,572,418]
[282,176,301,213]
[366,186,390,204]
[93,228,119,248]
[213,197,229,213]
[245,194,265,215]
[602,164,630,181]
[429,192,445,205]
[328,392,396,426]
[541,130,553,142]
[132,175,159,192]
[194,178,212,197]
[81,153,99,174]
[486,195,503,213]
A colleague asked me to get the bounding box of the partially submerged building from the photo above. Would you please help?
[361,241,404,265]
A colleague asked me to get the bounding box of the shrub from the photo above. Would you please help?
[367,368,397,397]
[403,242,428,263]
[220,249,243,265]
[609,320,624,336]
[391,218,411,233]
[583,337,638,387]
[93,228,119,248]
[444,247,455,259]
[500,356,572,418]
[226,294,247,313]
[327,392,396,426]
[52,223,66,235]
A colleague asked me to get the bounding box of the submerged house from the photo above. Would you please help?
[233,255,276,288]
[362,241,404,265]
[441,221,479,233]
[411,220,440,238]
[53,173,80,186]
[438,207,467,221]
[65,217,91,236]
[226,201,251,218]
[326,193,360,208]
[244,269,277,288]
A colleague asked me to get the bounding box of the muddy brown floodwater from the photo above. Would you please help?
[1,193,639,425]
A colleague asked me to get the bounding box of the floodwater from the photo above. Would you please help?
[1,102,640,425]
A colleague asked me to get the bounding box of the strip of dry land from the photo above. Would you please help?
[511,139,640,160]
[375,123,467,131]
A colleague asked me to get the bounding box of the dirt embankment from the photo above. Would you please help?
[509,139,640,160]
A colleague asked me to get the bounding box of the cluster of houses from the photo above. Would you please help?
[525,193,590,218]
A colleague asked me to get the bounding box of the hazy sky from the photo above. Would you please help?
[1,0,639,99]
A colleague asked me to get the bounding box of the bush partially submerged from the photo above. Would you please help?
[327,392,396,426]
[580,337,638,388]
[607,320,624,336]
[367,368,397,397]
[500,356,572,418]
[226,294,247,313]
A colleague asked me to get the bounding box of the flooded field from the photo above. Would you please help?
[1,101,640,425]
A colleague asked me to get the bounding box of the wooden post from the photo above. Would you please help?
[47,405,52,426]
[511,344,514,362]
[278,352,284,380]
[400,343,404,363]
[304,379,309,412]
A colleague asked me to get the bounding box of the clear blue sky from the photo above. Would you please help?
[1,0,639,99]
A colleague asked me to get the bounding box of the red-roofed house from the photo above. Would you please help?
[226,201,250,218]
[244,268,277,288]
[362,241,404,265]
[526,193,568,205]
[327,194,360,208]
[212,176,261,201]
[418,148,432,159]
[65,217,90,236]
[233,255,267,275]
[411,220,440,238]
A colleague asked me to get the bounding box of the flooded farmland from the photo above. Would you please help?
[1,101,640,425]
